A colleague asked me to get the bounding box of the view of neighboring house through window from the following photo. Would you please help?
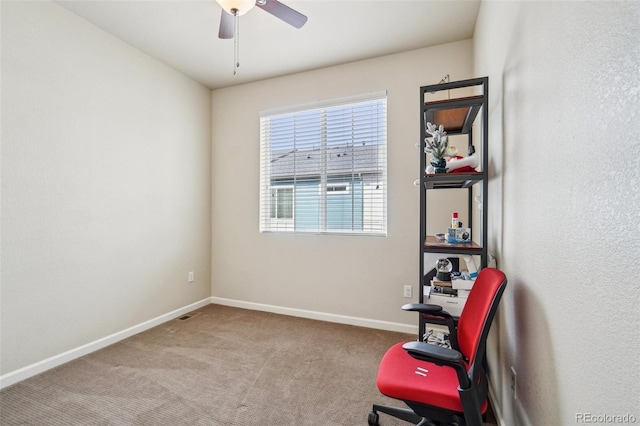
[270,186,293,220]
[259,92,387,235]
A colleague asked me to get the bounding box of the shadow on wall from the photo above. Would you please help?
[507,280,560,426]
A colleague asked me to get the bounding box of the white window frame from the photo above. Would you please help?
[259,92,387,236]
[270,185,294,229]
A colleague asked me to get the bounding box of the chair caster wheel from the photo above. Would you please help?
[368,411,380,426]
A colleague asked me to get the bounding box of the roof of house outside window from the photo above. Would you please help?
[270,144,385,179]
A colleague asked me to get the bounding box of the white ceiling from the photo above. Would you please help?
[55,0,481,90]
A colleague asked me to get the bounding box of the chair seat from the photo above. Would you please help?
[376,342,487,415]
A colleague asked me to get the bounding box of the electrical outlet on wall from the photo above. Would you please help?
[188,271,194,283]
[403,285,412,298]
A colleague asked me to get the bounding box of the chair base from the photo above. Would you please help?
[369,404,438,426]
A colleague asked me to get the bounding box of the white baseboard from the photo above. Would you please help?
[0,297,212,390]
[211,297,418,335]
[1,297,416,389]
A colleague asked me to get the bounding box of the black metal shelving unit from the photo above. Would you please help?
[418,77,489,338]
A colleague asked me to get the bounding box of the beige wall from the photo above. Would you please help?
[211,41,473,328]
[474,1,640,424]
[1,1,212,375]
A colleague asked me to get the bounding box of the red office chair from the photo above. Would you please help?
[369,268,507,426]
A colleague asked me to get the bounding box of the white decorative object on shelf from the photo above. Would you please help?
[424,122,457,173]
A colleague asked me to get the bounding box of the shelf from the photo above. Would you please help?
[418,77,489,341]
[423,172,483,189]
[423,236,484,254]
[423,96,483,135]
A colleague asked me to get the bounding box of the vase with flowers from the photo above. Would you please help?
[424,122,458,173]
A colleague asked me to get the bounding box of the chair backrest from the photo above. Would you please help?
[456,268,507,367]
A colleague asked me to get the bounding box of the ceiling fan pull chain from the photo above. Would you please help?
[233,9,240,75]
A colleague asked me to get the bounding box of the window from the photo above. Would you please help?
[270,186,293,219]
[260,92,387,235]
[326,183,350,194]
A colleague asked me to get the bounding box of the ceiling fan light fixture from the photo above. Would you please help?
[215,0,255,16]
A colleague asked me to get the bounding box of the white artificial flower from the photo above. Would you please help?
[424,122,455,161]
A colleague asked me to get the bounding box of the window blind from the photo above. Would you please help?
[259,92,387,235]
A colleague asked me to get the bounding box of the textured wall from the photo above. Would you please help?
[1,1,212,374]
[474,2,640,424]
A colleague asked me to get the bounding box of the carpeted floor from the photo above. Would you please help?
[1,304,419,425]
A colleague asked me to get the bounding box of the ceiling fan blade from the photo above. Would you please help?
[218,10,235,39]
[256,0,308,29]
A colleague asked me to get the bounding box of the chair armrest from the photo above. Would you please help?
[402,303,459,350]
[402,340,462,363]
[402,341,470,388]
[402,303,443,315]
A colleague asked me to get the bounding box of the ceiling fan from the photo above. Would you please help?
[216,0,308,39]
[215,0,307,74]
